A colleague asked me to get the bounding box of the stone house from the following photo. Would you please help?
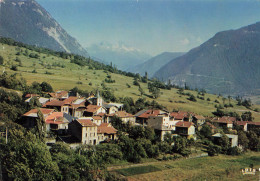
[69,119,98,145]
[175,121,195,138]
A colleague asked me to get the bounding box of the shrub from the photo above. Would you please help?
[11,65,17,71]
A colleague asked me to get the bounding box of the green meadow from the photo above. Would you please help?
[0,43,259,120]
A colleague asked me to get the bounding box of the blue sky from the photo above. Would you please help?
[37,0,260,56]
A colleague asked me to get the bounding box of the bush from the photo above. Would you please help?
[11,65,17,71]
[227,146,241,155]
[187,95,197,102]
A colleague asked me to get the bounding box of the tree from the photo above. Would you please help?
[207,144,221,156]
[0,55,3,65]
[199,124,213,139]
[138,86,145,96]
[237,131,249,151]
[35,110,46,141]
[188,94,197,102]
[241,112,254,121]
[40,81,53,92]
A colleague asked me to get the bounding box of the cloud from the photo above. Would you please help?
[180,38,190,45]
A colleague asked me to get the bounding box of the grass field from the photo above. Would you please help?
[113,152,260,181]
[0,43,260,120]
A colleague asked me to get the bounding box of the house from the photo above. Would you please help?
[234,121,248,131]
[25,97,50,106]
[103,103,123,114]
[69,98,87,117]
[84,105,106,117]
[106,111,136,124]
[69,118,98,145]
[92,116,103,126]
[97,123,117,143]
[175,121,195,138]
[43,100,69,113]
[135,109,168,125]
[22,108,72,135]
[212,133,238,147]
[211,117,234,129]
[170,111,193,122]
[147,115,177,130]
[22,108,55,129]
[45,112,72,134]
[48,90,69,100]
[193,115,206,126]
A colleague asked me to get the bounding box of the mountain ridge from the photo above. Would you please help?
[129,52,184,77]
[0,0,89,57]
[154,22,260,96]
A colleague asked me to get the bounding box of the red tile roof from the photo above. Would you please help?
[49,91,68,99]
[63,97,78,104]
[97,124,117,134]
[23,108,55,117]
[235,121,247,126]
[247,122,260,126]
[138,109,165,119]
[107,111,134,118]
[86,105,101,113]
[93,116,102,120]
[45,112,65,124]
[212,117,234,124]
[43,100,65,107]
[194,115,206,120]
[25,94,39,98]
[175,121,194,128]
[206,122,217,129]
[77,119,97,127]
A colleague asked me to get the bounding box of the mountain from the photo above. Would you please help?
[129,52,184,77]
[0,0,89,57]
[154,22,260,96]
[87,42,151,71]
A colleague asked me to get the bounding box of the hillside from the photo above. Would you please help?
[0,39,259,120]
[0,0,89,57]
[129,52,184,77]
[87,42,151,71]
[154,22,260,97]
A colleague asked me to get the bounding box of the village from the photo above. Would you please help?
[21,90,260,148]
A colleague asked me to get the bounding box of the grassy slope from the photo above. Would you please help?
[122,152,260,181]
[0,43,259,121]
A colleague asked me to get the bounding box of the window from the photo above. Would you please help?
[86,133,87,137]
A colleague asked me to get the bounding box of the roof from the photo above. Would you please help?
[175,121,194,128]
[170,111,193,120]
[45,112,69,124]
[212,133,238,139]
[137,109,167,119]
[43,100,65,107]
[86,105,102,113]
[92,116,102,120]
[104,103,124,109]
[212,117,234,124]
[247,121,260,126]
[97,124,117,134]
[63,97,78,104]
[235,121,247,126]
[206,122,217,129]
[49,91,68,99]
[194,115,206,120]
[108,111,134,118]
[77,119,97,127]
[23,108,55,118]
[25,94,39,98]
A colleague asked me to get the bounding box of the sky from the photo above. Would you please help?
[37,0,260,56]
